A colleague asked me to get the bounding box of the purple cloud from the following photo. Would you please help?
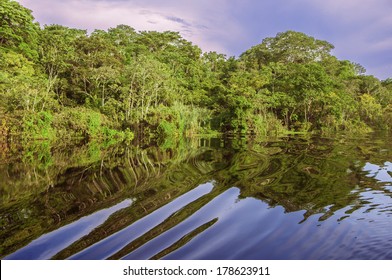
[16,0,392,79]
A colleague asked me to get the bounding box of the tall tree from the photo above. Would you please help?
[39,25,86,100]
[67,30,123,107]
[0,0,40,60]
[240,31,334,69]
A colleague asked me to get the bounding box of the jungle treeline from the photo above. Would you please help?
[1,0,391,144]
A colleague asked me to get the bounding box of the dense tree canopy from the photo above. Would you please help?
[0,0,391,143]
[0,0,39,60]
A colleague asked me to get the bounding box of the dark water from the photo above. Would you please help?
[1,133,392,259]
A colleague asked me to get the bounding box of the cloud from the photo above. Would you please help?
[16,0,392,79]
[166,16,191,27]
[16,0,242,54]
[298,0,392,53]
[372,38,392,52]
[302,0,391,19]
[283,0,392,78]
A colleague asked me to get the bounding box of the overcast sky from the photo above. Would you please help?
[17,0,392,79]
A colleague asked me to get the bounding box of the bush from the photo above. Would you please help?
[157,120,179,138]
[22,111,55,140]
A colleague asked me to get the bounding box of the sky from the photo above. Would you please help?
[16,0,392,80]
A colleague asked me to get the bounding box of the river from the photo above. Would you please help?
[1,133,391,259]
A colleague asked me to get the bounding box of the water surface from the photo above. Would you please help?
[1,133,392,259]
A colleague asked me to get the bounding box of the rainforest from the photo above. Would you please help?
[1,0,392,260]
[1,0,391,144]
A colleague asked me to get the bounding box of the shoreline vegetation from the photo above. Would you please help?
[1,0,391,150]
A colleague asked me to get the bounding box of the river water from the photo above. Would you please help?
[1,133,391,259]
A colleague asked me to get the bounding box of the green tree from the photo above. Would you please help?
[240,31,334,69]
[39,25,86,102]
[106,25,138,63]
[0,0,40,60]
[359,94,383,126]
[66,30,123,108]
[120,55,174,122]
[0,50,53,114]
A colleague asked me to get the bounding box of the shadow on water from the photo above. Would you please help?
[1,132,392,259]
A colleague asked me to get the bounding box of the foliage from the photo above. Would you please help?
[22,111,55,140]
[1,2,391,145]
[0,0,40,60]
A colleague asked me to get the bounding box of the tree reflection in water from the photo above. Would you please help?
[1,133,392,259]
